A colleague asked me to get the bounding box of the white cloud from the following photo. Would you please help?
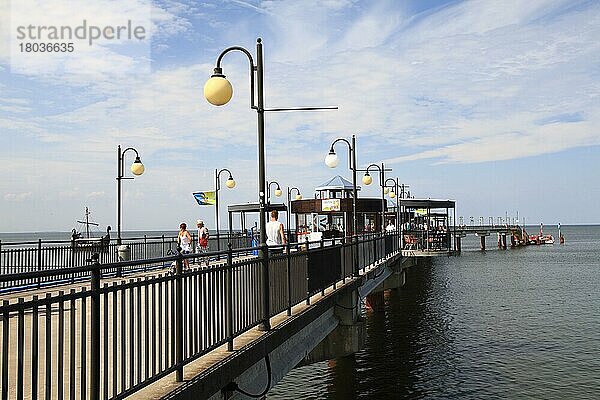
[86,191,106,199]
[2,0,600,230]
[4,192,33,202]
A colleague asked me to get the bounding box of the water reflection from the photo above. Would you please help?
[270,226,600,399]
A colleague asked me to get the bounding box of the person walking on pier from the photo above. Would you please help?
[196,219,210,266]
[178,222,192,269]
[266,210,287,254]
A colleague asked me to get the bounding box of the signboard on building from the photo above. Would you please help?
[321,199,341,212]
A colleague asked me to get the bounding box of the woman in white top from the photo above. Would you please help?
[266,210,286,253]
[178,222,192,268]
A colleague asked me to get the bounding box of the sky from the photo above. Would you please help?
[0,0,599,233]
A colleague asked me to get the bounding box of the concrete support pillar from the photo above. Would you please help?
[302,288,365,366]
[497,233,502,249]
[456,237,462,253]
[480,235,486,251]
[501,234,507,249]
[336,290,359,324]
[510,234,516,247]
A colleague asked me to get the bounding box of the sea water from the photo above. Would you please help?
[268,225,600,399]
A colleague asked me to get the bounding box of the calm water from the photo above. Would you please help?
[269,225,600,399]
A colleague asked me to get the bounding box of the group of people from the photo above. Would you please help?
[176,210,288,268]
[177,219,211,268]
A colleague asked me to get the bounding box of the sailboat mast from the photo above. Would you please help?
[86,207,90,238]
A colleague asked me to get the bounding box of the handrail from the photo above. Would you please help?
[0,233,388,283]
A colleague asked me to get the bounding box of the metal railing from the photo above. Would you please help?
[0,233,253,293]
[0,232,400,400]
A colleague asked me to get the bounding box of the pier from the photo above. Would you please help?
[453,224,524,252]
[0,231,409,399]
[0,178,536,400]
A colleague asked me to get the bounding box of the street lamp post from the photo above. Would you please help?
[325,135,359,277]
[205,38,336,331]
[325,135,358,237]
[384,177,399,231]
[360,163,392,233]
[287,187,301,241]
[215,168,236,253]
[116,145,144,245]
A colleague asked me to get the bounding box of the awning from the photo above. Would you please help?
[227,202,288,213]
[399,199,455,209]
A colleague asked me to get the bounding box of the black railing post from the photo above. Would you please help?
[144,235,148,271]
[341,237,346,284]
[333,238,338,290]
[305,237,310,305]
[37,239,42,288]
[320,237,325,296]
[261,243,271,330]
[286,242,292,316]
[373,233,378,264]
[226,243,234,351]
[2,300,9,400]
[353,234,359,278]
[90,253,101,400]
[175,247,184,382]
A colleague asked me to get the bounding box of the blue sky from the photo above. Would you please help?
[0,0,599,233]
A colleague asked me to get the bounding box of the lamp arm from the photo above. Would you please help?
[217,168,233,179]
[120,147,140,178]
[364,164,381,181]
[365,163,380,172]
[267,181,281,200]
[122,147,140,162]
[331,137,353,169]
[384,178,396,187]
[216,168,234,191]
[215,46,257,110]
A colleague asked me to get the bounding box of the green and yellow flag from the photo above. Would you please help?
[193,191,216,206]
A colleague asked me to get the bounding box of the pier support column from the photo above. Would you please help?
[480,235,486,251]
[510,234,516,247]
[501,234,507,249]
[456,237,461,253]
[497,233,502,249]
[301,289,365,366]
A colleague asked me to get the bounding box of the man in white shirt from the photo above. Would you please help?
[266,210,286,253]
[386,221,396,232]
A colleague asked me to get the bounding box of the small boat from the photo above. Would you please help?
[539,234,555,245]
[71,207,111,251]
[527,223,554,245]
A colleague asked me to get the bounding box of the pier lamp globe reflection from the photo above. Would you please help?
[325,150,340,168]
[384,187,389,194]
[204,70,233,106]
[130,156,145,176]
[225,176,236,189]
[362,172,373,185]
